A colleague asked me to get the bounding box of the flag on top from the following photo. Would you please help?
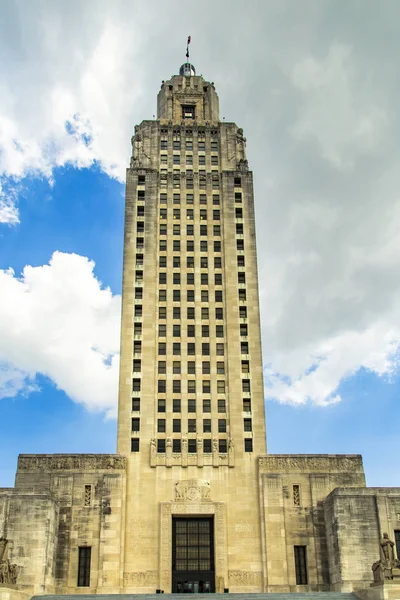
[186,35,191,59]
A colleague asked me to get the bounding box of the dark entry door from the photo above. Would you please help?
[172,517,215,593]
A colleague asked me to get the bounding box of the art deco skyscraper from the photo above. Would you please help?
[117,61,267,593]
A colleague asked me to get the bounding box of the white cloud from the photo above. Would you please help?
[0,182,19,224]
[0,252,121,417]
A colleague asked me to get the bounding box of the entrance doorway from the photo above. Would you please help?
[172,517,215,593]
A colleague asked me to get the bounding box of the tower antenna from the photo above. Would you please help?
[186,35,191,63]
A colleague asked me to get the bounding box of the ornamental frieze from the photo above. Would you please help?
[258,455,363,473]
[17,454,126,472]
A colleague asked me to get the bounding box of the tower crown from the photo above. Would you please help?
[179,63,196,77]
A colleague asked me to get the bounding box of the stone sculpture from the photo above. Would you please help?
[372,533,400,582]
[0,538,19,585]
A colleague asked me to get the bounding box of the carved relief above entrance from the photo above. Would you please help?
[174,479,210,501]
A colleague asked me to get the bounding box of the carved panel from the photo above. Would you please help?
[259,455,363,473]
[124,571,158,586]
[18,454,126,472]
[174,479,210,501]
[228,570,262,586]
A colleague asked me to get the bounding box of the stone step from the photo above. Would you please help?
[33,593,358,600]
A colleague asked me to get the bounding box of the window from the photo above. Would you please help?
[203,399,211,412]
[187,224,194,236]
[203,419,212,433]
[173,240,181,252]
[244,418,252,432]
[134,341,142,354]
[200,225,208,236]
[160,155,167,165]
[201,307,209,319]
[134,305,142,317]
[188,381,196,394]
[213,225,221,236]
[214,241,221,252]
[200,209,207,221]
[200,241,208,253]
[241,360,250,373]
[135,287,143,300]
[160,208,167,220]
[219,439,227,453]
[244,438,253,453]
[159,256,167,268]
[173,154,180,165]
[201,273,208,285]
[214,308,223,321]
[173,419,181,433]
[78,547,92,587]
[238,272,246,284]
[218,400,226,412]
[173,325,181,338]
[173,307,181,319]
[198,140,205,151]
[131,417,140,432]
[186,193,194,204]
[237,255,245,267]
[173,256,181,268]
[202,361,210,374]
[161,140,167,150]
[216,325,224,338]
[182,105,195,119]
[241,342,249,354]
[214,273,222,285]
[217,380,225,394]
[136,237,144,250]
[240,324,248,337]
[173,193,180,204]
[173,208,181,220]
[173,273,181,285]
[239,306,247,319]
[203,439,212,453]
[216,361,224,375]
[198,154,205,165]
[187,290,195,302]
[188,398,196,412]
[186,154,193,165]
[158,361,166,374]
[243,398,251,412]
[187,361,196,374]
[188,439,197,453]
[200,256,208,269]
[216,343,224,356]
[173,224,180,236]
[213,195,220,205]
[158,439,166,453]
[132,398,140,411]
[158,419,166,433]
[201,290,209,302]
[187,273,195,285]
[131,438,140,452]
[242,379,251,392]
[215,290,223,303]
[199,193,207,204]
[160,239,167,251]
[187,343,195,355]
[186,209,194,221]
[137,222,144,233]
[133,359,141,373]
[173,140,180,151]
[187,256,194,268]
[187,325,195,337]
[294,546,308,585]
[187,307,195,320]
[158,380,166,393]
[173,399,181,413]
[173,380,181,393]
[173,439,181,453]
[236,223,243,234]
[137,207,145,218]
[293,484,301,507]
[134,322,142,336]
[202,343,210,356]
[188,419,196,433]
[239,289,247,301]
[211,141,218,151]
[187,240,194,252]
[202,380,211,394]
[159,224,167,235]
[159,272,167,285]
[158,399,166,412]
[218,419,226,433]
[158,324,166,337]
[132,378,141,392]
[235,192,242,202]
[173,289,181,301]
[173,343,181,355]
[172,361,181,375]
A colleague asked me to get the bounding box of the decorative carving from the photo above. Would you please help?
[259,455,363,473]
[174,479,210,501]
[372,533,400,581]
[228,438,235,467]
[228,570,262,586]
[123,571,158,586]
[0,538,7,562]
[101,499,111,515]
[18,454,126,472]
[0,540,19,586]
[293,484,301,506]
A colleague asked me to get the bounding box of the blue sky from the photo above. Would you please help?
[1,0,400,487]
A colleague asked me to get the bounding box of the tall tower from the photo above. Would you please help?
[117,60,267,593]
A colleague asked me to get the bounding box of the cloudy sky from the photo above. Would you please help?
[1,0,399,487]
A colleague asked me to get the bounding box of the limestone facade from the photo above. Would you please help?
[1,62,400,598]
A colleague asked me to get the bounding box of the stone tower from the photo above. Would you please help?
[117,61,267,593]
